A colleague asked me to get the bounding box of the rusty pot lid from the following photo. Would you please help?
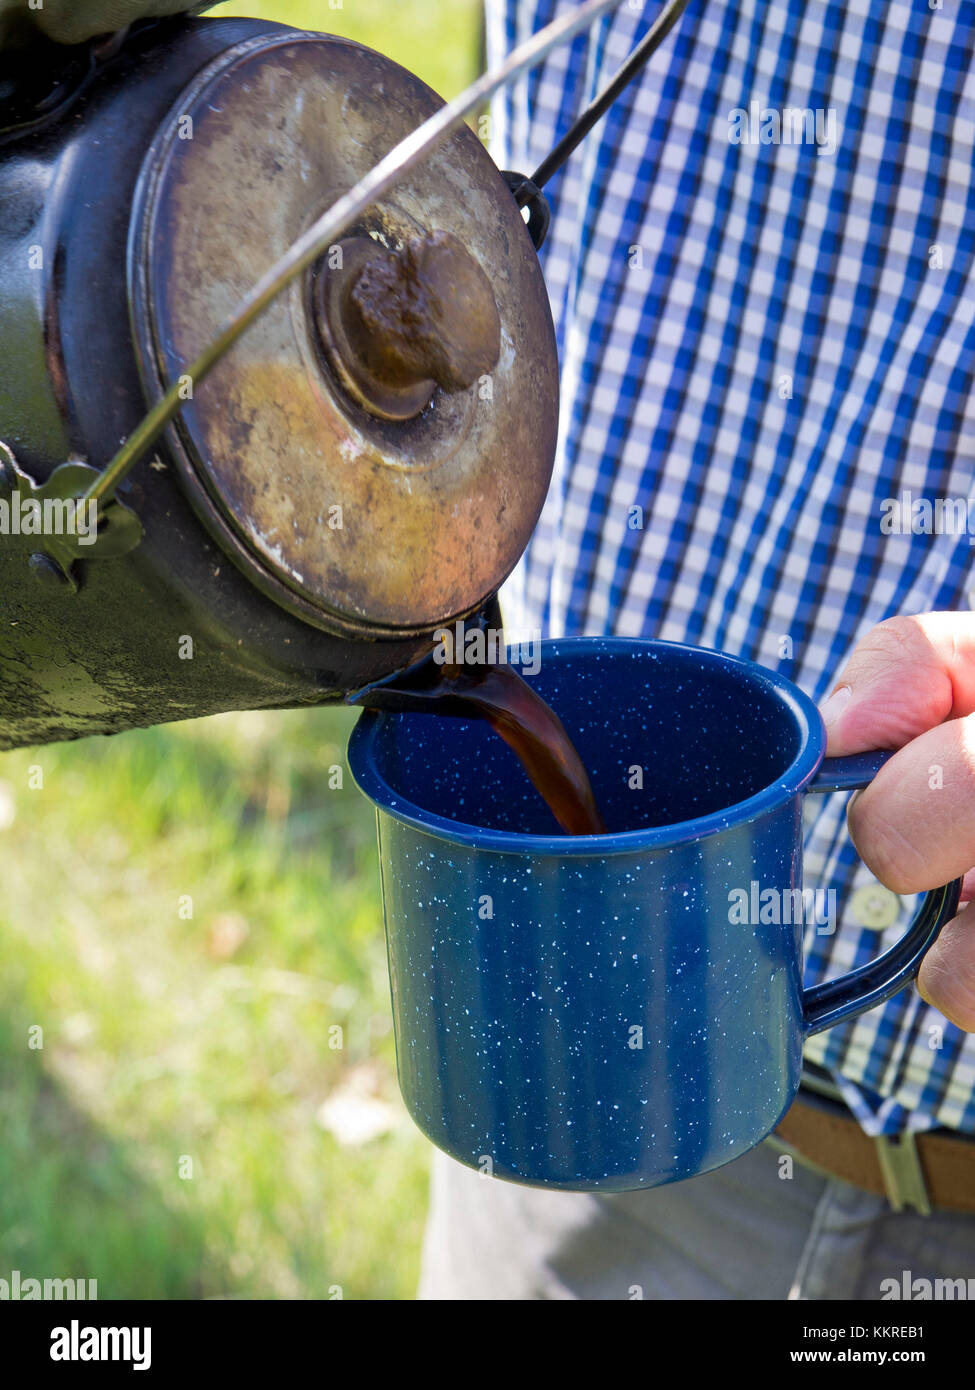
[128,31,558,635]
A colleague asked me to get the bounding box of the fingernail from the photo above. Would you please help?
[820,684,852,727]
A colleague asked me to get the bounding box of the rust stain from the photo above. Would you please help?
[137,36,558,631]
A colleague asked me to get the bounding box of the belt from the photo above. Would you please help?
[772,1079,975,1216]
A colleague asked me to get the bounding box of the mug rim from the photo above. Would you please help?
[347,636,828,857]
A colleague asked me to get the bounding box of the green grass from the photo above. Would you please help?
[0,0,484,1303]
[209,0,484,98]
[0,709,429,1299]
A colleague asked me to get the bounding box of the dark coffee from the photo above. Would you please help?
[350,656,607,836]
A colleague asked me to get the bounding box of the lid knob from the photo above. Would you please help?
[315,230,502,421]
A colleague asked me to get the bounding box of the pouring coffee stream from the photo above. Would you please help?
[349,654,608,837]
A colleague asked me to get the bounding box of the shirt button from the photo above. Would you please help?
[849,884,901,930]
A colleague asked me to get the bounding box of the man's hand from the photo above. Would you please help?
[821,611,975,1031]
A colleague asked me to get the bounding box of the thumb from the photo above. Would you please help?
[821,613,975,757]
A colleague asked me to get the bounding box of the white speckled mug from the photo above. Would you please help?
[349,637,960,1191]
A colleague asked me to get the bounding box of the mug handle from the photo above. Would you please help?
[800,751,963,1037]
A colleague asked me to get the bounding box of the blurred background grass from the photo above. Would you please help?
[0,0,483,1301]
[211,0,484,95]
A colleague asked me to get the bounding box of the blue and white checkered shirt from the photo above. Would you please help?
[487,0,975,1137]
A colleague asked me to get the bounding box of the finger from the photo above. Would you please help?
[820,612,975,757]
[918,901,975,1033]
[961,866,975,905]
[845,713,975,894]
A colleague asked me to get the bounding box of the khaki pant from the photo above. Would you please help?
[418,1139,975,1300]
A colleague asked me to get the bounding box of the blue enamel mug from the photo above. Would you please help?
[348,637,961,1191]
